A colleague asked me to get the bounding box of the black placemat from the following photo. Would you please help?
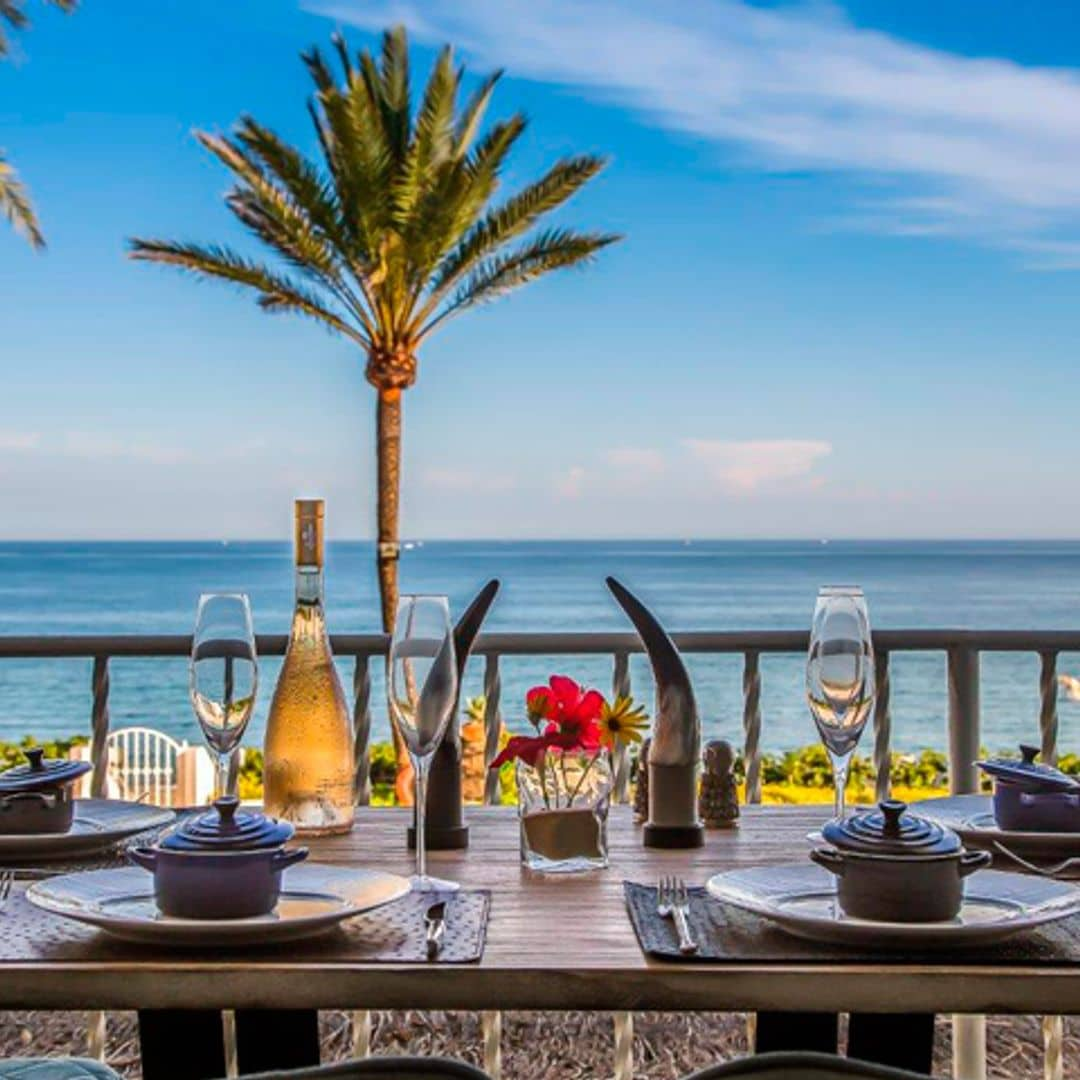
[8,809,199,878]
[0,885,490,964]
[624,881,1080,964]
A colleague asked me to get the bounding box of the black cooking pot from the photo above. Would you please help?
[128,796,307,919]
[977,744,1080,833]
[0,748,91,835]
[810,799,990,923]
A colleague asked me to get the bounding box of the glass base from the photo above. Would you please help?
[409,874,460,893]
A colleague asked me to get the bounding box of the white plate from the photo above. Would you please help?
[26,863,411,946]
[706,863,1080,949]
[0,800,175,862]
[918,794,1080,862]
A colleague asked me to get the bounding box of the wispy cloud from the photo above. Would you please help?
[311,0,1080,260]
[0,432,41,452]
[604,447,664,476]
[421,467,516,494]
[684,438,832,493]
[554,464,587,499]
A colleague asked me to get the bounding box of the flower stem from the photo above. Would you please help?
[567,750,600,806]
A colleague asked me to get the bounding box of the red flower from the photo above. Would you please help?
[529,675,603,752]
[490,735,550,770]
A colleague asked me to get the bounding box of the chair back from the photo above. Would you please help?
[232,1056,492,1080]
[684,1051,933,1080]
[105,726,186,806]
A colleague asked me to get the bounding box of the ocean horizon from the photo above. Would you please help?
[1,539,1078,759]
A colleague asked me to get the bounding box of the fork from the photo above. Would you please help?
[0,870,13,913]
[658,876,698,954]
[992,842,1080,879]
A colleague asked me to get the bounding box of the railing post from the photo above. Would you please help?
[1039,651,1059,766]
[947,647,980,795]
[873,650,892,803]
[742,651,762,804]
[353,655,372,806]
[90,656,111,798]
[483,655,502,806]
[611,650,632,804]
[948,645,985,1080]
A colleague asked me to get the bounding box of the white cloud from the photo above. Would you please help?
[311,0,1080,259]
[0,432,41,452]
[604,447,664,476]
[421,467,515,494]
[684,438,832,493]
[554,465,587,498]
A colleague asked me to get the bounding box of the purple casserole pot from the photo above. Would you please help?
[977,745,1080,833]
[128,796,307,919]
[0,748,91,835]
[810,800,990,923]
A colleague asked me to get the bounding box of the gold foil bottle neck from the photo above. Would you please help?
[295,499,325,568]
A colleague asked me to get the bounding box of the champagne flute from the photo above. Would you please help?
[190,593,258,801]
[806,586,874,822]
[387,594,458,892]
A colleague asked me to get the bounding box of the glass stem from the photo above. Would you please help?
[414,756,429,881]
[215,751,232,802]
[833,754,850,821]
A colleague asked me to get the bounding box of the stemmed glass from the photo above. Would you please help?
[387,594,459,892]
[190,593,258,801]
[806,586,875,822]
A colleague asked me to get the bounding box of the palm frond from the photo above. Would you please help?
[0,150,44,249]
[428,154,608,301]
[128,239,368,346]
[420,228,620,338]
[0,0,74,58]
[377,25,411,162]
[453,70,502,157]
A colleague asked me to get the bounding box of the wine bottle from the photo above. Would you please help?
[263,499,355,835]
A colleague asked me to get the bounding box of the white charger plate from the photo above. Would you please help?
[918,794,1080,862]
[706,863,1080,949]
[0,799,175,862]
[26,862,411,946]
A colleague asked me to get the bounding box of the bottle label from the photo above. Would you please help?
[295,500,324,567]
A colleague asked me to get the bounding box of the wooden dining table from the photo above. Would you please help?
[2,803,1078,1018]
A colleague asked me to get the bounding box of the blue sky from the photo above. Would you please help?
[3,0,1080,539]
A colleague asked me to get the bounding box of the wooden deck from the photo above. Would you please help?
[2,805,1078,1015]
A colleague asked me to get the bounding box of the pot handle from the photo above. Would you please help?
[0,791,57,809]
[272,846,309,872]
[959,849,992,877]
[809,846,845,878]
[127,846,158,873]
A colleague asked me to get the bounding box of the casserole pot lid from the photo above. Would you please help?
[161,796,293,851]
[976,744,1078,794]
[0,748,91,794]
[822,799,961,856]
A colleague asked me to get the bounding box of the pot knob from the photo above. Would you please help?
[24,748,45,773]
[213,796,241,830]
[879,799,907,837]
[1020,744,1040,765]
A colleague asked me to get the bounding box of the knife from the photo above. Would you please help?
[424,900,447,960]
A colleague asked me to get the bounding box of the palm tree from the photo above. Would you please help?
[1,0,77,248]
[130,26,619,634]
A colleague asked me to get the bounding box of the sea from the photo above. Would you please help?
[1,540,1079,759]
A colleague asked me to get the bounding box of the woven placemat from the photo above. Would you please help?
[625,881,1080,964]
[0,885,490,964]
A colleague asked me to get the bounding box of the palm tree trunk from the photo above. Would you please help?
[376,387,402,634]
[375,387,414,805]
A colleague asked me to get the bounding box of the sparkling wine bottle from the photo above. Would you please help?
[263,499,355,835]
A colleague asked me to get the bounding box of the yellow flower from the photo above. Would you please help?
[599,695,649,749]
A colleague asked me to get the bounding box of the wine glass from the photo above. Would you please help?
[387,594,459,892]
[806,586,875,822]
[190,593,258,802]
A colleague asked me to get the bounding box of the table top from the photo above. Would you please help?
[2,804,1079,1014]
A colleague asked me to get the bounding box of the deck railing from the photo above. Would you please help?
[2,627,1077,802]
[2,628,1077,1080]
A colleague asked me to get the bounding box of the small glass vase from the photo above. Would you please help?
[516,749,612,873]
